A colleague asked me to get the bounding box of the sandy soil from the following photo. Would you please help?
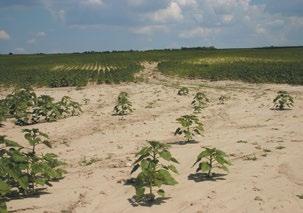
[1,63,303,213]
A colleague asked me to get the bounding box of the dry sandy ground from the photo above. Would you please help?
[1,63,303,213]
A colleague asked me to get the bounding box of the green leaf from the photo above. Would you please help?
[133,153,149,165]
[214,155,225,165]
[42,140,52,148]
[159,150,172,161]
[170,157,179,164]
[174,128,182,135]
[157,189,165,197]
[135,186,145,197]
[131,164,140,174]
[157,169,178,185]
[0,180,10,196]
[193,150,209,166]
[0,200,8,213]
[199,162,210,172]
[34,178,47,186]
[167,165,178,174]
[220,165,229,172]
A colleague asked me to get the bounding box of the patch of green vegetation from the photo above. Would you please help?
[0,53,142,87]
[1,47,302,87]
[157,48,303,85]
[0,88,82,126]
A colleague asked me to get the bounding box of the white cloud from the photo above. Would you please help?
[27,38,36,44]
[57,9,65,22]
[81,0,104,7]
[36,31,46,37]
[255,24,266,34]
[222,14,234,24]
[0,30,10,40]
[179,27,221,38]
[149,2,183,23]
[27,31,47,44]
[175,0,197,7]
[127,0,145,6]
[130,25,169,35]
[42,0,65,22]
[14,48,26,54]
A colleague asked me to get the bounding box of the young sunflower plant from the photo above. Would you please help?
[113,92,133,116]
[191,92,209,113]
[131,141,179,204]
[175,114,204,143]
[273,91,294,110]
[193,147,231,177]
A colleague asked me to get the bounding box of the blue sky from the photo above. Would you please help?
[0,0,302,53]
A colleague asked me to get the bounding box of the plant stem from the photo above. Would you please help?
[187,126,190,143]
[208,156,213,177]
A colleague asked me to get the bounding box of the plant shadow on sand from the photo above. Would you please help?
[270,107,292,111]
[7,188,50,201]
[128,197,171,207]
[188,173,227,182]
[167,140,199,145]
[124,178,171,207]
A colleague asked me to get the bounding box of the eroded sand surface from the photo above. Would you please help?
[1,63,303,213]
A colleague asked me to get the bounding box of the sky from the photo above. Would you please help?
[0,0,302,54]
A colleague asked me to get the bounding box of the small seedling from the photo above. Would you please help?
[145,100,156,109]
[113,92,133,116]
[193,147,231,177]
[23,128,51,154]
[82,98,90,105]
[175,115,204,143]
[275,145,286,150]
[79,156,102,166]
[255,145,262,150]
[191,92,209,113]
[273,91,294,110]
[242,154,257,161]
[237,140,248,144]
[131,141,179,204]
[177,87,189,96]
[254,196,263,202]
[218,95,229,105]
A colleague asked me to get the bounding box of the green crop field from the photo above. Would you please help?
[1,47,302,87]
